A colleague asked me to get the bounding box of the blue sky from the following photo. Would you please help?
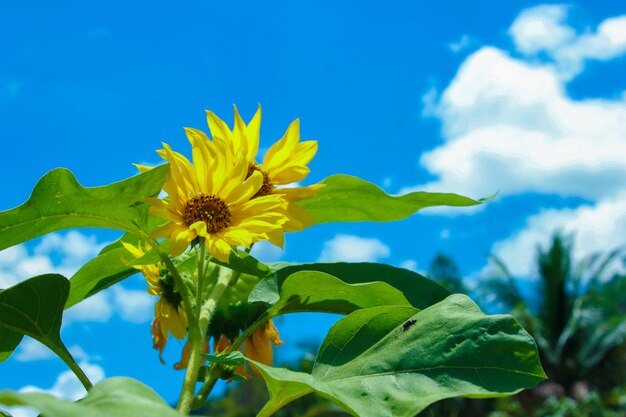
[2,0,626,413]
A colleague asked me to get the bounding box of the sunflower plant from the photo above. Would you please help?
[0,106,545,417]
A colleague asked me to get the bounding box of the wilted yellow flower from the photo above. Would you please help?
[205,106,322,235]
[174,339,209,371]
[147,132,289,261]
[122,242,188,363]
[243,320,284,376]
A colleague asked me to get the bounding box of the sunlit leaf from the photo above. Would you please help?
[274,262,449,310]
[299,174,491,224]
[254,295,545,417]
[211,249,272,278]
[249,270,411,317]
[0,377,185,417]
[0,165,169,251]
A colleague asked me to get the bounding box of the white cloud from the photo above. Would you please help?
[399,260,418,272]
[411,21,626,202]
[491,194,626,277]
[112,286,153,324]
[14,338,55,362]
[250,240,284,263]
[448,34,472,53]
[0,232,155,326]
[0,232,107,288]
[15,339,96,363]
[64,292,114,324]
[510,5,626,79]
[319,234,390,262]
[413,5,626,275]
[509,5,575,56]
[7,361,105,417]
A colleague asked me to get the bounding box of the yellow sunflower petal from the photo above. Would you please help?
[262,118,300,171]
[206,110,233,141]
[205,237,233,262]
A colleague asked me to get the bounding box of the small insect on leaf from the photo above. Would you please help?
[402,319,417,332]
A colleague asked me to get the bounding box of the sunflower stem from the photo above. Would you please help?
[195,242,208,315]
[192,364,220,408]
[178,255,232,414]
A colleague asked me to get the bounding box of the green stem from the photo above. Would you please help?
[51,343,93,391]
[178,258,232,414]
[192,365,220,408]
[195,243,207,315]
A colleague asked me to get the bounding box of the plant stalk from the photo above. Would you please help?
[177,255,232,414]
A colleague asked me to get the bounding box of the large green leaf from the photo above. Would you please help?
[0,377,185,417]
[249,270,411,317]
[0,330,22,363]
[0,274,77,368]
[275,263,449,310]
[65,232,154,308]
[299,174,491,224]
[254,295,545,417]
[0,165,169,251]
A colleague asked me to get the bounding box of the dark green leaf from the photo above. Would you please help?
[0,165,169,251]
[249,271,412,317]
[299,174,491,224]
[66,244,138,308]
[0,377,185,417]
[0,274,76,368]
[202,351,245,366]
[0,330,22,363]
[254,295,546,417]
[275,263,450,310]
[211,249,272,278]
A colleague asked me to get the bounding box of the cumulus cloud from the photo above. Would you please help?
[14,338,55,362]
[412,4,626,274]
[491,194,626,277]
[0,231,153,325]
[111,286,153,324]
[0,231,106,289]
[250,240,284,263]
[319,234,390,262]
[412,47,626,201]
[510,5,626,79]
[15,339,96,363]
[8,361,106,417]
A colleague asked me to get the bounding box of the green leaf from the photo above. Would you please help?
[299,174,491,223]
[249,270,412,317]
[0,274,77,369]
[254,295,546,417]
[0,377,185,417]
[65,232,162,308]
[211,249,272,278]
[275,263,450,310]
[0,165,169,251]
[66,243,137,308]
[202,351,245,366]
[0,330,22,363]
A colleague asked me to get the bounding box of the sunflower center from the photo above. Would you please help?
[183,195,231,233]
[247,164,274,198]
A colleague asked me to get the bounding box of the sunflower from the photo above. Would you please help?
[204,105,322,234]
[122,242,188,363]
[147,131,289,261]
